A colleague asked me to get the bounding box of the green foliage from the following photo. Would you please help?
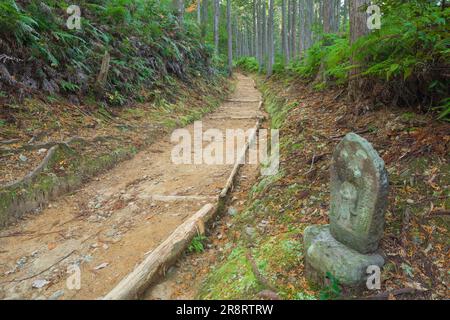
[198,246,260,299]
[435,98,450,121]
[294,292,317,300]
[358,1,449,81]
[235,57,259,73]
[188,234,207,253]
[319,272,342,300]
[0,0,38,43]
[288,33,350,83]
[59,80,80,93]
[283,1,449,112]
[0,0,221,106]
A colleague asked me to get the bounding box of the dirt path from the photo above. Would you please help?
[143,161,261,300]
[0,74,263,300]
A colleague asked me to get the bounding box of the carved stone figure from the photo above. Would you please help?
[303,133,389,286]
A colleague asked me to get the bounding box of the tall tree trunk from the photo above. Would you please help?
[233,19,239,58]
[247,22,252,57]
[213,0,220,54]
[287,0,292,59]
[262,0,267,69]
[305,0,313,49]
[227,0,233,75]
[298,0,305,56]
[257,0,263,72]
[253,0,258,58]
[173,0,184,25]
[324,0,340,33]
[267,0,274,76]
[291,0,297,59]
[201,0,209,39]
[343,0,349,32]
[197,0,201,25]
[348,0,370,100]
[282,0,289,64]
[334,0,341,32]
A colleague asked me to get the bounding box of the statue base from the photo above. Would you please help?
[303,225,384,287]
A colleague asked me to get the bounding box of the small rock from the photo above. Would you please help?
[32,279,50,289]
[83,255,93,263]
[16,257,27,268]
[37,148,47,155]
[93,262,109,270]
[105,229,116,237]
[87,215,98,223]
[407,199,415,204]
[245,226,256,237]
[228,207,238,216]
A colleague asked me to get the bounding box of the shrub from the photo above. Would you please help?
[235,56,259,73]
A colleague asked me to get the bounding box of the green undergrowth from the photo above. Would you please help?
[0,0,225,107]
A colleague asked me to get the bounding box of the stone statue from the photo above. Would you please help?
[303,133,389,287]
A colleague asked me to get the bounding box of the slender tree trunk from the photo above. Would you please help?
[197,0,201,24]
[281,0,289,64]
[246,21,252,56]
[343,0,349,32]
[267,0,274,76]
[323,0,333,33]
[262,0,267,69]
[348,0,370,100]
[233,20,238,58]
[291,0,297,59]
[201,0,209,39]
[227,0,233,74]
[287,0,292,59]
[324,0,340,33]
[334,0,340,32]
[305,0,313,49]
[213,0,220,54]
[173,0,184,25]
[298,0,305,56]
[253,0,258,58]
[257,0,263,72]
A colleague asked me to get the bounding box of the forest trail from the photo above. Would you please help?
[0,74,263,300]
